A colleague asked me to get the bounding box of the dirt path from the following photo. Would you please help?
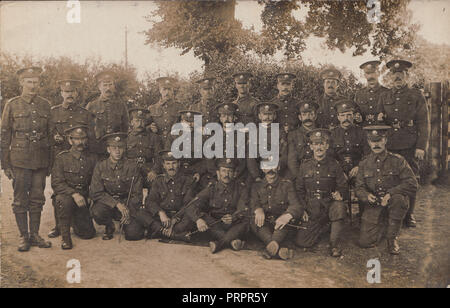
[1,176,449,288]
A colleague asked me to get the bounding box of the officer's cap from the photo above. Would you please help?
[159,150,177,161]
[307,128,331,143]
[57,79,82,91]
[64,125,88,138]
[335,99,355,114]
[232,72,253,84]
[363,125,391,142]
[179,110,202,122]
[215,102,238,115]
[129,108,149,120]
[156,77,177,89]
[297,101,319,113]
[216,158,237,170]
[102,132,127,147]
[256,102,279,114]
[95,70,115,84]
[359,60,381,73]
[196,77,216,90]
[17,66,43,79]
[386,60,412,73]
[275,73,296,83]
[320,68,342,81]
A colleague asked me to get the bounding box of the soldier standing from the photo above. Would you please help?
[191,77,218,125]
[317,68,346,129]
[356,126,418,254]
[86,70,129,157]
[1,67,52,251]
[90,133,144,241]
[51,125,97,249]
[377,60,429,227]
[251,157,303,260]
[294,129,348,257]
[270,73,300,134]
[187,158,250,254]
[135,150,196,241]
[353,61,389,126]
[48,79,95,238]
[287,102,320,180]
[126,108,163,188]
[232,72,260,124]
[148,77,183,140]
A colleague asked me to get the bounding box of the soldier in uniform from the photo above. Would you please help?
[295,129,348,257]
[86,70,129,156]
[187,158,250,254]
[232,72,260,124]
[148,77,183,140]
[1,66,52,251]
[317,68,346,129]
[247,103,288,182]
[251,157,303,260]
[48,79,95,238]
[270,73,300,134]
[90,133,144,241]
[377,60,429,227]
[191,77,218,125]
[51,125,97,249]
[353,61,389,126]
[355,126,418,254]
[135,150,196,241]
[287,101,320,180]
[126,108,163,188]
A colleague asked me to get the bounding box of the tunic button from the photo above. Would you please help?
[369,106,373,109]
[377,169,380,172]
[395,109,398,112]
[316,181,320,184]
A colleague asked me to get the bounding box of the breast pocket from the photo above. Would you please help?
[63,164,81,182]
[12,110,31,131]
[363,170,376,187]
[381,170,399,188]
[36,110,49,129]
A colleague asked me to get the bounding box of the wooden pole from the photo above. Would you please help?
[442,81,449,171]
[429,82,442,180]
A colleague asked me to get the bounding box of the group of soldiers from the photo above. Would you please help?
[1,58,428,260]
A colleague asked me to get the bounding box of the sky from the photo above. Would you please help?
[1,0,449,80]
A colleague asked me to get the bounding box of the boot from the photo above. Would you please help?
[278,247,295,260]
[387,238,400,255]
[60,221,73,250]
[15,213,30,252]
[48,199,61,238]
[330,246,342,258]
[330,220,344,257]
[209,241,220,254]
[102,223,115,240]
[266,241,280,257]
[29,212,52,248]
[170,232,191,242]
[404,196,417,228]
[230,239,245,251]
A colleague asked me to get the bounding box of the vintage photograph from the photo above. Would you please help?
[0,0,449,290]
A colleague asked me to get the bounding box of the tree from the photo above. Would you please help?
[144,0,419,67]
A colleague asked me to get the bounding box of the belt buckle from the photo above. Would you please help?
[29,131,39,142]
[313,192,321,199]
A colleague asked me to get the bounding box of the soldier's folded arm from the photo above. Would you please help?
[386,157,418,198]
[286,180,304,220]
[1,101,13,170]
[89,164,119,208]
[51,156,77,196]
[145,181,163,216]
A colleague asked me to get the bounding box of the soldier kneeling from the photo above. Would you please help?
[135,150,196,241]
[51,125,96,249]
[90,133,145,241]
[187,158,250,254]
[251,157,303,260]
[294,129,348,257]
[355,126,418,254]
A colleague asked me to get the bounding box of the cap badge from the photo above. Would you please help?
[114,137,121,142]
[372,130,378,135]
[76,128,82,133]
[165,79,170,84]
[264,105,270,110]
[367,64,372,69]
[137,111,142,116]
[304,103,309,108]
[66,82,71,86]
[168,152,173,157]
[226,159,231,164]
[316,132,321,137]
[285,74,289,79]
[395,63,400,68]
[186,112,191,117]
[224,105,229,110]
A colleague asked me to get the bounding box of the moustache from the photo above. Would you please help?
[303,119,313,124]
[368,78,376,82]
[343,120,351,124]
[373,146,382,150]
[394,78,402,82]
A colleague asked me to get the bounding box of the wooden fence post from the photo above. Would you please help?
[441,81,449,172]
[429,82,442,181]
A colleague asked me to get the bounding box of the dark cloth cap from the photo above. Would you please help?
[386,60,412,73]
[102,132,127,147]
[363,125,391,141]
[64,125,88,138]
[17,67,43,78]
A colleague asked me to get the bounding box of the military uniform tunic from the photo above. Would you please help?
[294,156,348,248]
[353,85,389,126]
[233,95,260,124]
[287,126,314,179]
[148,99,183,139]
[250,177,303,245]
[271,95,300,134]
[355,151,418,246]
[191,99,218,125]
[86,97,129,154]
[51,149,97,238]
[317,94,346,129]
[1,95,51,213]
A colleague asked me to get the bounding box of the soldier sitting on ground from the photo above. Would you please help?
[251,157,303,260]
[186,158,250,254]
[135,150,196,241]
[90,132,144,241]
[355,125,418,254]
[51,125,97,249]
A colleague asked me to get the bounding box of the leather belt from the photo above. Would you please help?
[15,131,45,141]
[310,191,331,200]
